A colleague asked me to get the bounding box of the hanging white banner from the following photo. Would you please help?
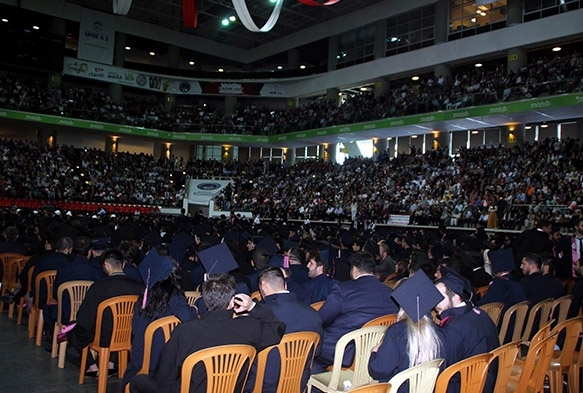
[232,0,283,32]
[78,8,116,65]
[113,0,133,15]
[475,0,497,5]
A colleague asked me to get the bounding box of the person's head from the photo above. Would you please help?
[3,226,18,241]
[101,249,125,275]
[74,236,93,258]
[434,279,463,315]
[286,247,305,265]
[574,216,583,236]
[378,243,390,258]
[538,219,552,234]
[251,248,270,270]
[521,253,542,276]
[202,273,236,311]
[55,236,74,255]
[118,240,141,266]
[257,265,287,298]
[349,251,376,279]
[352,239,364,253]
[307,254,329,278]
[540,254,556,276]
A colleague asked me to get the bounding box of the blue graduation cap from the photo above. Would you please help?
[489,247,515,273]
[197,243,239,277]
[392,270,444,323]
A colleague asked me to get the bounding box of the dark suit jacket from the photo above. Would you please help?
[316,275,398,368]
[303,274,337,304]
[30,251,72,306]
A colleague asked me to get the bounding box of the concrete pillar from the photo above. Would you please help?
[323,143,337,163]
[327,88,340,106]
[284,148,295,167]
[507,47,527,74]
[374,77,390,98]
[506,124,525,146]
[114,32,126,67]
[224,96,237,116]
[328,35,338,72]
[434,63,451,84]
[48,73,62,89]
[374,19,386,60]
[507,0,524,27]
[373,138,388,156]
[37,128,56,148]
[434,0,449,44]
[286,98,298,109]
[168,45,180,68]
[109,84,123,104]
[433,131,449,152]
[105,136,118,156]
[164,94,176,112]
[577,119,583,140]
[221,146,234,162]
[288,49,300,70]
[155,142,172,159]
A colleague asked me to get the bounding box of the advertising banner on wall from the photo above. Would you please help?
[62,57,291,97]
[77,9,116,65]
[188,180,232,205]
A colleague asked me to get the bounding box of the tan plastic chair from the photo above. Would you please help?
[51,280,94,367]
[184,290,201,307]
[17,267,33,325]
[475,285,489,300]
[498,300,529,344]
[506,331,559,393]
[180,344,256,393]
[78,295,139,393]
[549,295,572,326]
[514,319,554,369]
[28,269,57,346]
[489,340,521,393]
[307,325,387,393]
[480,302,504,327]
[348,382,391,393]
[125,315,181,393]
[0,254,29,318]
[251,290,262,302]
[386,358,443,393]
[252,331,320,393]
[548,316,583,393]
[434,353,493,393]
[362,314,398,328]
[311,300,325,311]
[521,298,554,342]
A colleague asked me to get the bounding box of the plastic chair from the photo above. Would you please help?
[180,344,256,393]
[498,300,529,344]
[434,353,493,393]
[521,298,554,342]
[251,290,262,302]
[310,300,325,311]
[17,267,34,325]
[184,290,201,307]
[51,280,94,367]
[386,358,443,393]
[307,325,387,393]
[252,331,320,393]
[480,302,504,327]
[549,295,572,326]
[78,295,139,393]
[125,315,181,393]
[489,340,521,393]
[0,254,29,317]
[28,269,57,346]
[506,331,559,393]
[475,285,489,300]
[362,314,398,328]
[348,382,391,393]
[547,317,583,393]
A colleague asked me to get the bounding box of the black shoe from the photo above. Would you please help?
[0,293,15,304]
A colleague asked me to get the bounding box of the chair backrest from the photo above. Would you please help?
[387,358,443,393]
[139,315,181,375]
[347,382,391,393]
[434,353,493,393]
[549,316,583,368]
[1,254,28,287]
[180,344,256,393]
[184,290,201,308]
[34,270,57,308]
[93,295,139,351]
[513,331,559,393]
[549,295,572,325]
[252,331,320,393]
[529,319,553,348]
[480,302,504,327]
[310,300,325,311]
[327,325,388,389]
[489,340,521,393]
[498,300,529,343]
[251,290,262,302]
[362,314,398,328]
[521,298,554,341]
[56,280,93,326]
[475,285,489,299]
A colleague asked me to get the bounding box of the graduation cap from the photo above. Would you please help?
[283,239,300,251]
[489,247,515,273]
[197,242,239,277]
[169,231,195,264]
[439,265,473,298]
[256,236,279,255]
[143,229,163,247]
[91,238,110,251]
[392,270,444,323]
[340,232,354,248]
[138,248,173,309]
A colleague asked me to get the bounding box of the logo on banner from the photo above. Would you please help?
[197,182,222,191]
[66,62,89,74]
[85,21,110,42]
[219,83,244,94]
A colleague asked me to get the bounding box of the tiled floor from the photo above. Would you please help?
[0,310,122,393]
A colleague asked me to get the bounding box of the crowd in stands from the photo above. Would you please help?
[0,49,582,135]
[1,134,581,233]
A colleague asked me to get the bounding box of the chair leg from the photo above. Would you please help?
[35,311,44,346]
[8,302,15,318]
[549,370,561,393]
[28,308,36,338]
[51,324,59,358]
[567,366,578,393]
[16,299,24,325]
[97,348,110,393]
[79,347,88,385]
[58,342,67,368]
[119,350,128,377]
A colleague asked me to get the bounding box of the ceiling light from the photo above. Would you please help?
[32,25,39,30]
[125,46,131,50]
[221,18,229,26]
[229,15,237,22]
[277,65,282,70]
[471,17,477,23]
[218,68,224,72]
[475,63,482,68]
[1,19,8,23]
[360,87,368,91]
[480,11,487,16]
[411,76,420,81]
[388,137,393,141]
[525,125,532,129]
[390,36,399,42]
[471,130,479,134]
[541,123,549,128]
[552,47,561,52]
[149,51,155,56]
[411,135,418,139]
[299,65,306,69]
[189,61,195,66]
